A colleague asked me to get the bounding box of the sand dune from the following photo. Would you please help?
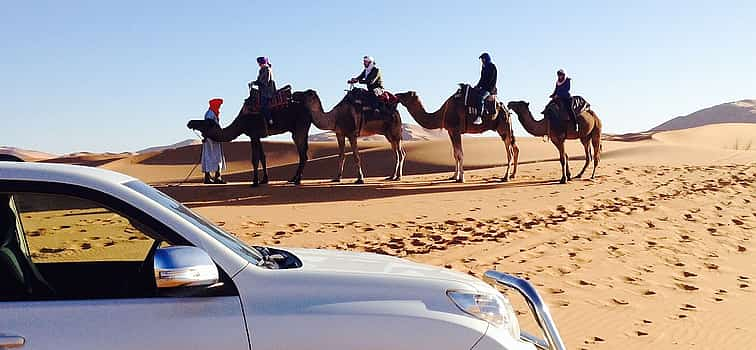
[43,152,133,167]
[651,99,756,131]
[0,146,57,161]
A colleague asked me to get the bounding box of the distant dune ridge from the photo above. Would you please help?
[309,123,447,142]
[650,99,756,132]
[0,147,57,161]
[137,139,201,154]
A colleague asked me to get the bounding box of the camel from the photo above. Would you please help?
[395,91,519,183]
[507,100,602,184]
[293,90,405,184]
[187,95,311,186]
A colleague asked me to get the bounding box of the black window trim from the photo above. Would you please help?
[0,179,240,300]
[0,180,191,246]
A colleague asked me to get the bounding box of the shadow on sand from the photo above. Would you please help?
[157,178,561,208]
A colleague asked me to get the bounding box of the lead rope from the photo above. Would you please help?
[176,129,204,186]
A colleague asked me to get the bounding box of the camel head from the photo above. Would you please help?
[187,119,215,132]
[292,89,321,110]
[395,91,420,107]
[507,101,530,115]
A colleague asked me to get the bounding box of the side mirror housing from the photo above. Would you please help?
[154,246,219,289]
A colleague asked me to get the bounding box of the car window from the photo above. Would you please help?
[14,193,155,263]
[124,180,263,264]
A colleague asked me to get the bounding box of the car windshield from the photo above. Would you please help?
[124,180,263,263]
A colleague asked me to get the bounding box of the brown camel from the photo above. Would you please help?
[507,100,602,184]
[187,95,311,186]
[294,90,405,184]
[395,91,519,182]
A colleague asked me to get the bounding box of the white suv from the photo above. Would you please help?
[0,162,564,350]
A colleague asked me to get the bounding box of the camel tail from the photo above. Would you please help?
[588,109,603,154]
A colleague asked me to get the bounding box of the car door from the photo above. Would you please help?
[0,190,250,350]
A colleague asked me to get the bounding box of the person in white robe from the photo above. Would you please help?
[201,98,227,184]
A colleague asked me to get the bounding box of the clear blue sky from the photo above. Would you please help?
[2,0,754,154]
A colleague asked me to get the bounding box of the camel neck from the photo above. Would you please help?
[514,106,548,137]
[403,96,445,130]
[307,95,337,131]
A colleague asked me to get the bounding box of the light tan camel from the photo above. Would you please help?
[507,100,602,183]
[395,91,519,182]
[294,90,406,184]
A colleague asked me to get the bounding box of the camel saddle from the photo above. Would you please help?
[346,88,399,121]
[247,85,293,113]
[455,84,498,118]
[543,96,591,122]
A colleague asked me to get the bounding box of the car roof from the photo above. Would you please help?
[0,162,137,188]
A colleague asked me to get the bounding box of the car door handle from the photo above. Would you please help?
[0,335,25,348]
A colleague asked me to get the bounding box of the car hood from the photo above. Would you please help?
[285,248,492,291]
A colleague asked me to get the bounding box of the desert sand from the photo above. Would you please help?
[21,123,756,349]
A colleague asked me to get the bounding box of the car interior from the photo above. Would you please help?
[0,194,56,300]
[0,192,238,302]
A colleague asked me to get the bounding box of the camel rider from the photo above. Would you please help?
[252,56,277,125]
[549,69,577,130]
[473,52,498,125]
[202,98,227,184]
[348,56,384,112]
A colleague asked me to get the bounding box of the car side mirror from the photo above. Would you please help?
[153,246,219,289]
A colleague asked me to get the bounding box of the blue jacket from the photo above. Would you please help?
[551,78,571,99]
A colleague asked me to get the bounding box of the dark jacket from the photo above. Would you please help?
[550,78,571,99]
[475,62,497,95]
[356,66,383,91]
[254,65,277,98]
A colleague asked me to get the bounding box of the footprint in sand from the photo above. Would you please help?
[39,247,65,254]
[676,283,699,291]
[81,243,92,250]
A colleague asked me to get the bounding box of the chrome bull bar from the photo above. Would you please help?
[483,271,567,350]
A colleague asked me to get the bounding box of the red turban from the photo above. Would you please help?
[208,98,223,118]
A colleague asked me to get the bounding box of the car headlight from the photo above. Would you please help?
[447,290,520,340]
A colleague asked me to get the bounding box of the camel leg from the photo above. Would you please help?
[289,132,308,185]
[385,135,405,181]
[258,140,269,184]
[450,132,464,183]
[565,151,572,181]
[333,135,346,183]
[591,130,601,179]
[575,136,592,179]
[500,134,512,182]
[250,139,261,187]
[348,135,365,184]
[552,137,568,184]
[397,140,406,181]
[511,140,519,180]
[384,133,399,181]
